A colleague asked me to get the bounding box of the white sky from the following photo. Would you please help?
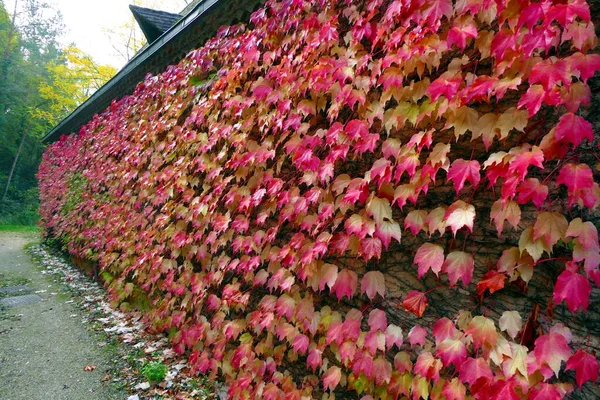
[5,0,190,69]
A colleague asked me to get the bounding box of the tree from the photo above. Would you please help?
[0,0,115,221]
[37,45,117,125]
[103,0,190,64]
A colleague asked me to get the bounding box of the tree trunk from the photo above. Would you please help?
[1,127,27,203]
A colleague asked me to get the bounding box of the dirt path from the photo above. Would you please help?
[0,232,125,400]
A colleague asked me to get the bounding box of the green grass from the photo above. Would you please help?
[0,225,40,232]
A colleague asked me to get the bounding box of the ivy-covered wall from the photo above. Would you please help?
[39,0,600,398]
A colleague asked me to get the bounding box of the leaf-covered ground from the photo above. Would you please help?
[27,243,221,399]
[0,231,217,400]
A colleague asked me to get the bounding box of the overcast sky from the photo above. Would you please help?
[5,0,190,69]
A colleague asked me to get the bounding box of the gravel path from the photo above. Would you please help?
[0,232,125,400]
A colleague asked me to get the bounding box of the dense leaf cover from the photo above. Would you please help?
[39,0,600,398]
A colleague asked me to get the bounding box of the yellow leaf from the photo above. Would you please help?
[519,226,552,261]
[533,212,568,247]
[499,311,522,339]
[472,113,499,149]
[366,196,393,224]
[427,143,451,170]
[497,107,528,139]
[503,343,529,377]
[447,106,479,140]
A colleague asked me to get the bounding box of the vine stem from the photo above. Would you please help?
[535,257,569,265]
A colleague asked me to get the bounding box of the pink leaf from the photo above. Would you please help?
[518,84,546,116]
[292,333,309,354]
[361,271,386,300]
[360,237,383,261]
[436,338,467,367]
[408,325,427,346]
[385,324,403,350]
[553,270,591,312]
[533,332,571,377]
[442,251,474,287]
[459,357,493,385]
[447,19,477,50]
[432,318,458,344]
[374,220,402,249]
[447,159,481,193]
[556,163,594,193]
[331,269,358,300]
[368,308,387,332]
[517,178,548,208]
[307,348,322,371]
[414,352,442,383]
[322,366,342,391]
[530,383,563,400]
[554,113,594,147]
[414,243,445,278]
[565,349,599,387]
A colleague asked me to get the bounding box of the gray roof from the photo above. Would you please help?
[129,5,182,43]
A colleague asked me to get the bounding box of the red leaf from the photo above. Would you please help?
[517,178,548,208]
[565,349,599,387]
[556,163,594,193]
[447,18,477,50]
[402,290,428,317]
[518,84,546,116]
[476,270,506,296]
[554,113,594,147]
[530,383,563,400]
[569,52,600,82]
[427,74,461,101]
[422,0,453,26]
[529,58,570,90]
[432,318,458,344]
[508,145,545,179]
[546,1,591,27]
[345,119,369,141]
[553,270,591,312]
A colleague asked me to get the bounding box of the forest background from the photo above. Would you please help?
[0,0,179,226]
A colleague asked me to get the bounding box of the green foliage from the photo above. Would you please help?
[0,0,116,225]
[61,173,87,215]
[0,225,39,232]
[0,187,39,225]
[140,361,167,383]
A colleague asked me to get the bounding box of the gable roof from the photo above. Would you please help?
[129,5,182,43]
